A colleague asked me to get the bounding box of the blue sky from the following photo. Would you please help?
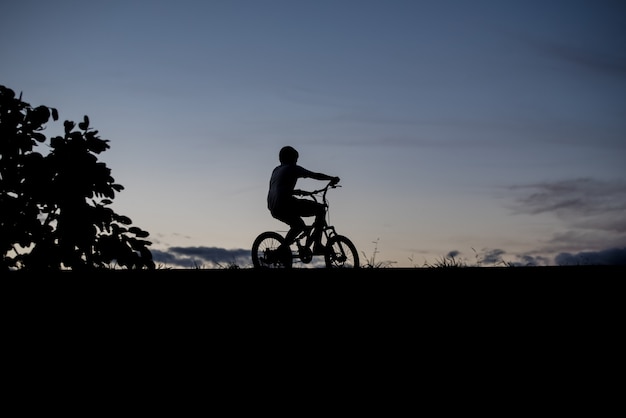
[2,0,625,267]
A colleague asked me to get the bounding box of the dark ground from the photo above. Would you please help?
[7,265,623,305]
[8,264,621,276]
[4,265,621,411]
[5,265,623,368]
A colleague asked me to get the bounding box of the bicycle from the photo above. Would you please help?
[251,181,359,269]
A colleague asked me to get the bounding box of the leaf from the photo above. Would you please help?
[51,107,59,121]
[116,215,132,225]
[50,136,64,148]
[31,106,50,126]
[85,133,110,153]
[64,120,75,134]
[129,226,150,238]
[78,115,89,130]
[32,132,46,142]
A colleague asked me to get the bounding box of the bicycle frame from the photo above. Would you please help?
[291,182,338,247]
[294,223,338,249]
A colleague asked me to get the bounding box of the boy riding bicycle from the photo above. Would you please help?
[267,146,340,259]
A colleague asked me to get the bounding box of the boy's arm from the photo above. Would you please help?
[311,172,340,184]
[299,166,339,184]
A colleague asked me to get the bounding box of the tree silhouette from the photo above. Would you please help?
[0,85,155,271]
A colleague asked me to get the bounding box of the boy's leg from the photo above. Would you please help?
[289,199,326,252]
[277,217,306,263]
[310,204,326,252]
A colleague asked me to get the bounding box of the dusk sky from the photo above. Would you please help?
[2,0,625,268]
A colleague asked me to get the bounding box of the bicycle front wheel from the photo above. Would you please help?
[324,235,359,268]
[251,231,292,269]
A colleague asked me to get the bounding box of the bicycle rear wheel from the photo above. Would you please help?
[324,235,359,268]
[251,231,292,269]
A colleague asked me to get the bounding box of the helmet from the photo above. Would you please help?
[279,146,299,164]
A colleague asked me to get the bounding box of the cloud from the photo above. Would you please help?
[443,248,551,267]
[555,247,626,266]
[507,177,626,263]
[531,39,626,79]
[505,26,626,79]
[510,177,626,230]
[151,246,251,269]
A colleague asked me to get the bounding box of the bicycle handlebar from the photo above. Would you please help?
[293,180,340,197]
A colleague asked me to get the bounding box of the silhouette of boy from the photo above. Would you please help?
[267,146,339,257]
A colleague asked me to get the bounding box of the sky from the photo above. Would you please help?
[2,0,625,268]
